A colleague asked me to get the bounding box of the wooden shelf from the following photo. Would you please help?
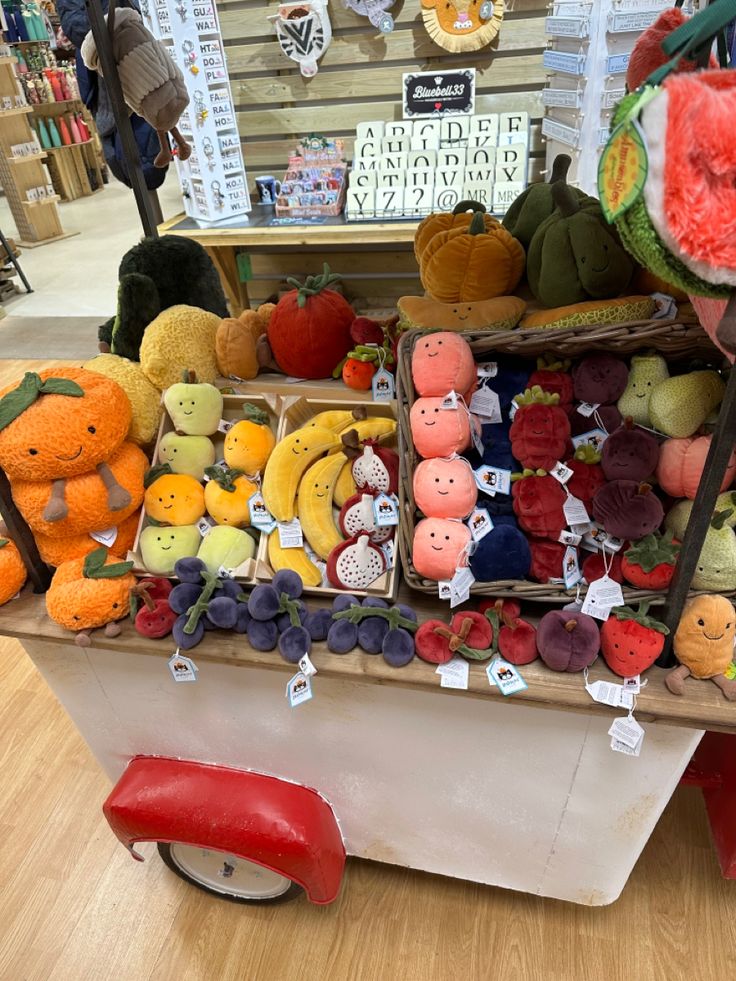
[0,56,17,65]
[11,39,51,47]
[45,140,92,150]
[21,194,61,207]
[31,99,81,109]
[5,152,46,165]
[0,105,33,116]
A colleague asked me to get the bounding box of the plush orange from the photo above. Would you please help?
[204,469,258,526]
[410,397,478,459]
[35,510,141,567]
[411,332,476,398]
[0,368,131,480]
[412,517,472,581]
[657,435,736,500]
[144,473,206,525]
[223,408,277,475]
[0,536,27,605]
[413,457,478,519]
[12,442,146,539]
[215,304,275,380]
[46,549,136,631]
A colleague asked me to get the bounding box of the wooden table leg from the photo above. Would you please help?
[206,246,250,316]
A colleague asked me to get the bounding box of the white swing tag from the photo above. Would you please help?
[217,419,234,433]
[89,526,118,547]
[469,386,502,423]
[576,402,600,418]
[467,507,494,542]
[298,653,317,677]
[551,461,574,484]
[286,671,313,707]
[563,493,590,528]
[248,491,276,531]
[476,361,498,378]
[168,651,198,683]
[372,367,394,402]
[572,428,608,452]
[581,575,624,621]
[197,516,215,536]
[585,678,634,709]
[608,714,645,751]
[373,492,399,526]
[450,566,475,608]
[474,465,511,496]
[278,518,303,549]
[436,657,470,690]
[563,546,582,588]
[486,657,528,696]
[440,391,458,410]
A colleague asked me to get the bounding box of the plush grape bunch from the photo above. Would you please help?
[327,596,418,667]
[247,570,319,663]
[169,557,248,649]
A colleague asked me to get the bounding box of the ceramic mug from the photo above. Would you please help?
[255,175,281,205]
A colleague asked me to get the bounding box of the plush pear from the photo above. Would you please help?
[665,507,736,591]
[617,352,669,426]
[649,371,725,438]
[163,370,223,436]
[159,432,216,480]
[197,525,256,574]
[140,524,201,576]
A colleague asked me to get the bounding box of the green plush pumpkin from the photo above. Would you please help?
[527,181,634,308]
[502,155,596,248]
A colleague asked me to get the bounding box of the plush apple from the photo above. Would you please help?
[197,525,256,575]
[133,580,177,639]
[537,610,600,672]
[159,432,216,480]
[163,370,223,436]
[139,524,201,576]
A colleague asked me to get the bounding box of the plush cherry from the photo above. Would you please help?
[133,581,177,639]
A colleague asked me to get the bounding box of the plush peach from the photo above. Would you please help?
[0,536,27,605]
[410,397,479,459]
[144,473,206,525]
[12,442,146,539]
[35,510,141,567]
[657,435,736,500]
[413,457,478,519]
[46,549,135,631]
[412,516,472,581]
[411,332,476,398]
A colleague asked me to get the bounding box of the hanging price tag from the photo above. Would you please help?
[551,461,574,484]
[572,428,608,452]
[278,518,303,548]
[89,526,118,547]
[217,419,234,433]
[608,714,644,750]
[440,391,458,410]
[476,361,498,378]
[581,575,624,621]
[467,507,494,542]
[563,493,590,528]
[486,657,528,696]
[299,653,317,677]
[286,671,313,707]
[168,651,198,683]
[450,566,475,608]
[576,402,600,418]
[372,367,395,402]
[248,491,276,531]
[197,516,215,536]
[438,580,452,602]
[558,529,582,547]
[373,492,399,527]
[469,386,502,423]
[474,465,511,496]
[585,676,634,709]
[563,546,582,589]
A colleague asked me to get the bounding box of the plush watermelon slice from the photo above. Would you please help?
[327,533,387,590]
[352,440,399,494]
[339,492,394,544]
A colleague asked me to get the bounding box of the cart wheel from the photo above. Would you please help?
[157,843,302,903]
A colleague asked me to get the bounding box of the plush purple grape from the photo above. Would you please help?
[358,617,389,654]
[382,628,415,667]
[201,614,217,632]
[393,603,417,623]
[327,619,358,654]
[279,625,311,663]
[207,596,238,630]
[169,582,202,615]
[172,614,204,650]
[234,605,251,634]
[272,569,303,600]
[362,597,389,609]
[276,601,307,633]
[217,579,244,600]
[332,594,360,613]
[304,609,333,642]
[248,584,280,621]
[247,618,278,651]
[174,557,207,584]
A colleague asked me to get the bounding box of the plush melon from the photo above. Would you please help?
[519,296,655,331]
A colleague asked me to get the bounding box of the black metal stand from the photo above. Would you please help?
[0,229,32,293]
[0,469,51,593]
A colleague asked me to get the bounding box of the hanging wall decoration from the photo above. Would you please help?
[270,1,333,78]
[344,0,395,35]
[420,0,503,54]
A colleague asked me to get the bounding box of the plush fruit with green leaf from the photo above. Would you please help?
[600,601,669,678]
[223,404,276,474]
[197,525,256,575]
[45,547,136,631]
[527,356,573,406]
[163,370,223,435]
[0,536,27,605]
[509,387,571,471]
[342,357,376,391]
[484,602,537,665]
[144,470,206,525]
[158,432,216,480]
[415,611,493,664]
[621,531,680,590]
[139,524,201,576]
[565,444,605,507]
[616,352,669,426]
[204,466,257,527]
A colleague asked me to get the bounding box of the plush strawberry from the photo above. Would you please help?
[527,356,573,406]
[415,611,493,664]
[582,550,624,584]
[511,469,567,540]
[483,603,537,665]
[344,434,399,494]
[600,601,670,678]
[528,539,565,582]
[510,387,571,470]
[621,530,680,590]
[327,533,387,590]
[565,445,605,508]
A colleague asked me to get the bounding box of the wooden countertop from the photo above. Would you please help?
[3,585,735,735]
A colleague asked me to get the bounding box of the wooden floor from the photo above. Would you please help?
[0,636,733,981]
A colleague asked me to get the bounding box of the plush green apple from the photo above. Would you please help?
[197,525,256,574]
[140,524,201,576]
[159,432,216,480]
[163,371,223,436]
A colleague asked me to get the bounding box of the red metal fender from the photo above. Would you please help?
[102,756,345,904]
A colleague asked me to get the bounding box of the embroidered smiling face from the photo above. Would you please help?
[411,331,476,398]
[144,474,206,526]
[0,368,131,480]
[410,397,473,458]
[413,457,477,519]
[412,516,472,581]
[674,595,736,678]
[423,0,493,37]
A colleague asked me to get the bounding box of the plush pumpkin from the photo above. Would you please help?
[267,264,354,379]
[592,481,664,541]
[527,181,634,308]
[215,303,276,380]
[397,295,526,333]
[668,595,736,700]
[601,418,660,482]
[144,471,206,526]
[527,356,573,406]
[468,519,531,582]
[0,368,130,481]
[565,445,605,508]
[223,404,277,474]
[519,296,655,330]
[502,154,597,247]
[139,305,221,390]
[412,516,471,582]
[420,203,525,304]
[414,199,503,262]
[528,539,565,583]
[410,397,478,459]
[657,435,736,500]
[413,457,477,519]
[0,536,27,605]
[204,467,258,526]
[34,510,140,567]
[572,354,628,405]
[83,354,162,446]
[46,548,136,632]
[537,610,600,673]
[511,470,566,540]
[411,331,476,398]
[509,387,571,471]
[12,441,147,539]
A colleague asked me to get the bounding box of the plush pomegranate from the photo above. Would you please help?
[572,354,628,405]
[410,397,479,459]
[592,481,664,540]
[528,539,566,583]
[348,439,399,494]
[327,533,387,590]
[413,457,477,519]
[412,517,471,581]
[537,610,600,672]
[601,418,660,482]
[565,445,605,507]
[338,492,394,544]
[511,471,567,540]
[268,264,354,378]
[509,387,571,471]
[411,332,476,398]
[657,435,736,499]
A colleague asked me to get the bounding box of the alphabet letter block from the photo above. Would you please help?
[413,120,441,142]
[404,184,433,217]
[377,170,404,188]
[433,185,463,211]
[408,150,437,169]
[349,170,377,188]
[356,121,385,140]
[468,147,496,167]
[441,117,470,146]
[354,138,380,158]
[407,168,435,188]
[356,156,378,171]
[493,182,524,215]
[380,153,408,171]
[470,114,499,141]
[381,136,410,155]
[499,112,529,145]
[385,122,412,138]
[436,167,461,188]
[495,144,527,183]
[463,182,493,207]
[347,188,376,218]
[375,186,404,217]
[411,135,440,151]
[438,148,467,169]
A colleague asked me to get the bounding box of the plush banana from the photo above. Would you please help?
[303,408,363,434]
[261,425,339,522]
[334,459,357,507]
[338,417,397,442]
[267,529,323,587]
[297,452,347,560]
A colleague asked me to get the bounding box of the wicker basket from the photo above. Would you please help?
[396,315,724,601]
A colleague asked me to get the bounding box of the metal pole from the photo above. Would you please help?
[0,468,51,592]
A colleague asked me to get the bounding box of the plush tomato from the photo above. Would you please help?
[342,358,376,391]
[565,445,605,507]
[509,387,571,471]
[600,601,669,678]
[512,472,567,540]
[620,531,680,590]
[582,550,624,584]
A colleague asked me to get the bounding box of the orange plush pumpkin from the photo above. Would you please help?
[0,536,27,605]
[215,303,276,380]
[46,548,136,631]
[657,435,736,500]
[414,200,503,263]
[420,203,525,303]
[0,368,131,480]
[144,472,206,525]
[12,442,147,539]
[34,510,141,567]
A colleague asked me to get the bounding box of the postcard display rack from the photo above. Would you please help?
[140,0,249,222]
[541,0,685,195]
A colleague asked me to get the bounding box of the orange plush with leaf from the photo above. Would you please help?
[45,548,136,635]
[0,535,27,605]
[34,510,141,567]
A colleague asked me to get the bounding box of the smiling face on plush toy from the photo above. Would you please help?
[413,457,478,519]
[412,516,472,581]
[674,595,736,678]
[410,397,474,458]
[144,473,206,525]
[412,332,476,398]
[0,368,131,481]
